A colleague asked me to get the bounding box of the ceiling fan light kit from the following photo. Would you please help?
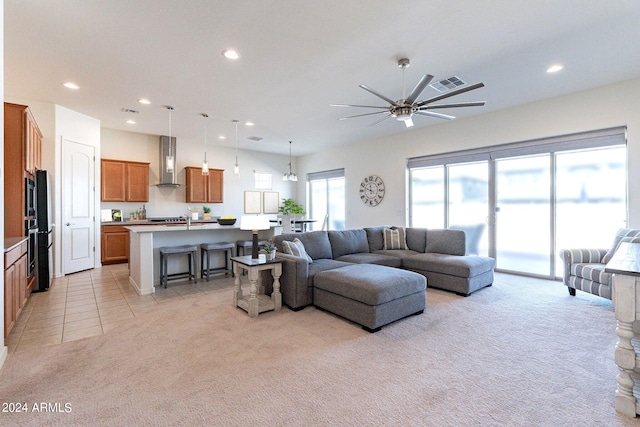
[332,57,485,127]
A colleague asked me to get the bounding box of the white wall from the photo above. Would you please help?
[100,128,296,220]
[298,78,640,229]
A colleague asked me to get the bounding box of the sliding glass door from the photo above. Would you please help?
[495,155,551,275]
[554,146,627,276]
[408,128,627,279]
[448,162,489,256]
[308,169,345,231]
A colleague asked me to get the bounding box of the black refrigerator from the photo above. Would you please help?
[35,170,53,292]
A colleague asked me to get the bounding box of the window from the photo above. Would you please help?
[408,127,627,278]
[308,169,345,230]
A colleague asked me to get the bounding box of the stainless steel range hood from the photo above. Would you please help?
[157,135,180,187]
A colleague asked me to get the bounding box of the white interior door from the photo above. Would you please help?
[62,139,95,274]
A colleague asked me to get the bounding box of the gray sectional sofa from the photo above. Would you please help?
[271,226,496,312]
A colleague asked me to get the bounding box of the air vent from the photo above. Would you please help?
[247,136,263,142]
[121,108,140,114]
[429,76,466,93]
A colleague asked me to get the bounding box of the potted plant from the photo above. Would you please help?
[202,206,212,220]
[278,198,306,216]
[262,241,277,260]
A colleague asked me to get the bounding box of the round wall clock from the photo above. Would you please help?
[360,175,385,206]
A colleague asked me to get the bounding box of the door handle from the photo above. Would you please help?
[66,222,72,226]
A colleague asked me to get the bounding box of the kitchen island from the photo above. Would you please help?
[125,223,281,295]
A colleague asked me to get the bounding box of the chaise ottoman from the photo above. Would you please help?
[313,264,426,332]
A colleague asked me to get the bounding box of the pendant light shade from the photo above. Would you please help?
[201,113,209,176]
[283,140,298,181]
[164,105,175,173]
[232,119,240,176]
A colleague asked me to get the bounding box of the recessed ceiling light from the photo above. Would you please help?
[137,98,151,105]
[126,119,136,125]
[222,49,240,60]
[547,64,564,73]
[218,135,226,140]
[62,82,80,90]
[245,121,254,126]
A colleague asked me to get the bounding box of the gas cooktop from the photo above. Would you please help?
[146,217,185,223]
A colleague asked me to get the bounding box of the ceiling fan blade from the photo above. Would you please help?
[330,104,389,109]
[420,101,486,110]
[369,114,392,126]
[405,74,434,105]
[415,111,456,120]
[359,84,400,106]
[339,111,388,120]
[404,117,414,128]
[416,82,485,107]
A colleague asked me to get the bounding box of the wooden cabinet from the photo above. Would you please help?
[101,225,129,265]
[26,112,42,175]
[185,167,224,203]
[4,103,43,238]
[101,159,150,202]
[4,240,27,338]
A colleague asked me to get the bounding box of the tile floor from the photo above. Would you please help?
[5,263,236,355]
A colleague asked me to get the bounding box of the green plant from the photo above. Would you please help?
[202,206,211,214]
[263,241,276,254]
[278,198,305,216]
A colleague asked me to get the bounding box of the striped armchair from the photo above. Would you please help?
[560,228,640,300]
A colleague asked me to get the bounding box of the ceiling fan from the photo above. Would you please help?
[331,58,485,128]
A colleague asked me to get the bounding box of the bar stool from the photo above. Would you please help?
[200,242,235,280]
[235,239,268,257]
[159,245,198,288]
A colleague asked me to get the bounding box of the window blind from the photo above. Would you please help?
[407,127,626,169]
[307,168,345,181]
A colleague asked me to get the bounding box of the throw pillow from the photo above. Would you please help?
[602,228,640,263]
[383,227,408,250]
[282,238,313,263]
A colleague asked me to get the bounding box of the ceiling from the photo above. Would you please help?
[5,1,640,157]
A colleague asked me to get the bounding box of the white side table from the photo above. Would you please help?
[231,255,282,318]
[606,242,640,418]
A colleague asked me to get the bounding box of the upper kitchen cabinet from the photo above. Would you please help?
[5,102,42,177]
[4,102,42,238]
[185,167,224,203]
[101,159,150,202]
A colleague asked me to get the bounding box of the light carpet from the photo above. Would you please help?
[0,273,639,426]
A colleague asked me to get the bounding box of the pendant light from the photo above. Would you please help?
[201,113,209,176]
[232,119,240,175]
[164,105,175,173]
[283,140,298,181]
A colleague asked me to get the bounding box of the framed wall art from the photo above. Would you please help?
[244,190,261,214]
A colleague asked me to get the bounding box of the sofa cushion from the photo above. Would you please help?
[364,226,389,251]
[273,231,333,260]
[570,263,612,286]
[403,253,495,278]
[373,249,421,259]
[307,259,352,287]
[383,227,408,250]
[282,238,312,263]
[406,228,427,252]
[328,229,369,259]
[602,229,640,263]
[335,252,402,267]
[426,229,466,256]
